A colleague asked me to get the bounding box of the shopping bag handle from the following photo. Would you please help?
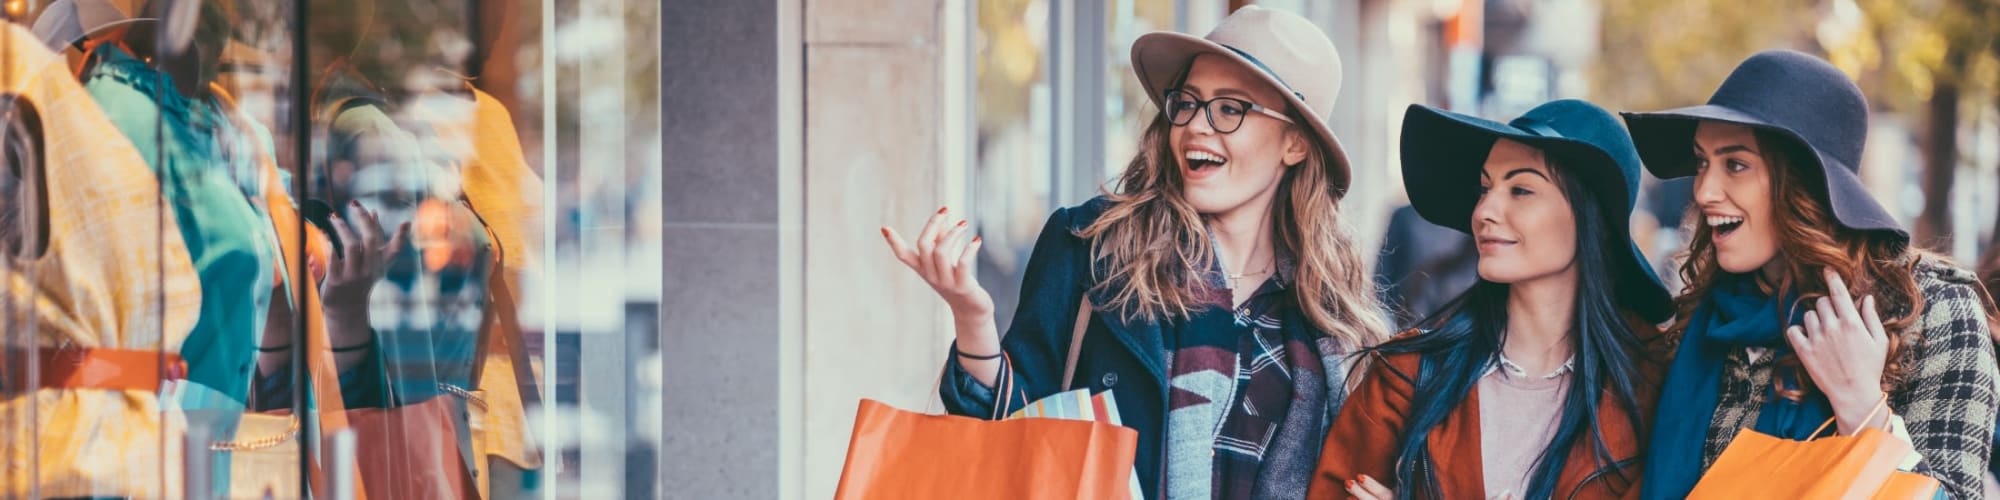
[1060,297,1092,391]
[991,356,1016,419]
[924,348,1018,418]
[1809,394,1891,439]
[926,295,1087,418]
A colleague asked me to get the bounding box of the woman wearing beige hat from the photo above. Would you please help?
[880,6,1388,499]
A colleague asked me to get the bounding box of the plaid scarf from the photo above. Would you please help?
[1163,254,1336,499]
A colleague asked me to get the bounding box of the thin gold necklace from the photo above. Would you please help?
[1226,259,1274,289]
[1219,224,1272,290]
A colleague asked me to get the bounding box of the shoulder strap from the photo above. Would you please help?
[470,269,545,419]
[1060,297,1092,391]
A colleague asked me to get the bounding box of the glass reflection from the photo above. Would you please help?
[0,0,661,497]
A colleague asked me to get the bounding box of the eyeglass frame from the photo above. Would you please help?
[1161,88,1295,133]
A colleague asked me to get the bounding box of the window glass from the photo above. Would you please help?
[0,0,661,497]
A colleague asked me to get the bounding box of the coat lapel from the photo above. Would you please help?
[1091,287,1168,386]
[1429,375,1487,498]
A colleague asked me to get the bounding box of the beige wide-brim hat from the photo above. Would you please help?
[30,0,155,50]
[1131,5,1350,192]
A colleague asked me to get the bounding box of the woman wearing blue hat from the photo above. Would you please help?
[1630,50,2000,499]
[880,7,1389,499]
[1309,99,1672,500]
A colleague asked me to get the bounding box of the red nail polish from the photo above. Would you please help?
[956,220,967,228]
[971,236,982,243]
[1347,480,1356,489]
[880,227,891,238]
[937,206,948,214]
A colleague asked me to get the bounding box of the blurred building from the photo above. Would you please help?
[666,0,2000,498]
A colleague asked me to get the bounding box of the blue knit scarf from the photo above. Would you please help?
[1642,275,1827,499]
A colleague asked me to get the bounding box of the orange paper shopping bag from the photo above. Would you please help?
[1688,400,1939,500]
[833,398,1139,500]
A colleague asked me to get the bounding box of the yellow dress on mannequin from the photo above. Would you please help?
[0,22,202,499]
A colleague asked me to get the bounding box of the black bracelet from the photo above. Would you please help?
[332,338,375,353]
[257,345,292,352]
[332,328,381,353]
[953,345,1002,360]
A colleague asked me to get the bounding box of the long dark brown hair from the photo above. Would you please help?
[1668,129,1997,399]
[1078,98,1388,348]
[1375,152,1655,499]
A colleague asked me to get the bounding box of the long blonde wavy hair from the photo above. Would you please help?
[1078,102,1389,348]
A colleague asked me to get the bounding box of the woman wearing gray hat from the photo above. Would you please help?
[880,6,1389,499]
[1311,99,1672,500]
[1633,50,2000,499]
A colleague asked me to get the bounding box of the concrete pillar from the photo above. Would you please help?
[663,1,785,498]
[800,0,967,496]
[665,0,966,497]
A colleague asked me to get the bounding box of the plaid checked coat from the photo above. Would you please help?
[1697,258,1999,499]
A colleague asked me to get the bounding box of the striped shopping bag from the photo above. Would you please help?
[1008,389,1145,500]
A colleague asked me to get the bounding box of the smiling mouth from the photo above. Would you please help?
[1707,215,1744,239]
[1186,150,1228,172]
[1475,236,1516,251]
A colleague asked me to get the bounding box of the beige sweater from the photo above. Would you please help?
[1477,355,1574,500]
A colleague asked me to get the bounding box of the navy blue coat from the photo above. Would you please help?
[939,197,1336,500]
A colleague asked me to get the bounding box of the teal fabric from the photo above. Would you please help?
[81,45,274,404]
[82,46,278,497]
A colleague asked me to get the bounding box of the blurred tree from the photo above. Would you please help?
[975,0,1045,139]
[1841,0,2000,252]
[1592,0,1817,113]
[1597,0,2000,254]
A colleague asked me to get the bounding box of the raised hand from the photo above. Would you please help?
[319,201,410,361]
[1785,268,1891,433]
[882,207,1003,387]
[881,206,992,318]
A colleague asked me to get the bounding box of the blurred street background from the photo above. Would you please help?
[663,0,2000,498]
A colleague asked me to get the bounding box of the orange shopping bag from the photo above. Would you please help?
[833,398,1140,500]
[1687,399,1940,500]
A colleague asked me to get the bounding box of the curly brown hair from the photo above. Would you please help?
[1668,129,1935,400]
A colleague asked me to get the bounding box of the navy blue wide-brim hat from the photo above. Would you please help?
[1402,99,1674,323]
[1622,50,1907,245]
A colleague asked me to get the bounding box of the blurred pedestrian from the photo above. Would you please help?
[1375,204,1477,328]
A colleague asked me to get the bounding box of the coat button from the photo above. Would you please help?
[1100,372,1119,388]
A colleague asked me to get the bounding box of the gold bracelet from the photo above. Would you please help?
[210,418,299,452]
[438,382,489,409]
